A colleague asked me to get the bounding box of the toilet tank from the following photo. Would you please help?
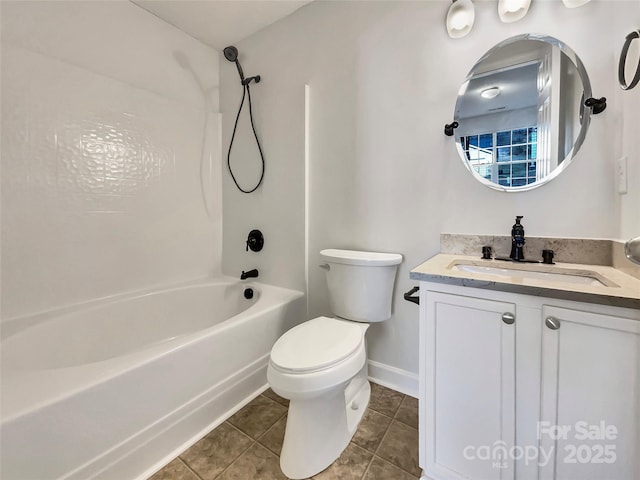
[320,249,403,323]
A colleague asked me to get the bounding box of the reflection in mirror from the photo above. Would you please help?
[454,34,592,191]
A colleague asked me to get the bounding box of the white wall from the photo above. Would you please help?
[615,3,640,240]
[220,0,639,378]
[1,1,222,320]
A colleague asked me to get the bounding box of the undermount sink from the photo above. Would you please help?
[449,261,616,287]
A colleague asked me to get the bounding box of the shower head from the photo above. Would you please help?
[223,45,245,81]
[223,46,238,62]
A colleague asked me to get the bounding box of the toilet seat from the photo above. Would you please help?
[270,317,365,374]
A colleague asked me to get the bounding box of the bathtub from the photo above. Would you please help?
[1,278,305,480]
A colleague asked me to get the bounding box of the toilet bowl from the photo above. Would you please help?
[267,249,402,479]
[268,317,370,479]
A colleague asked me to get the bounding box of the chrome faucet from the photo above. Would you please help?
[240,269,259,280]
[510,216,525,261]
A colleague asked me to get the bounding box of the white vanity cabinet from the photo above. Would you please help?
[538,305,640,480]
[421,291,517,480]
[418,281,640,480]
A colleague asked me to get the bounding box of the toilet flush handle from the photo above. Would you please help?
[319,264,330,270]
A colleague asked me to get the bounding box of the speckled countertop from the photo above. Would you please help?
[410,254,640,310]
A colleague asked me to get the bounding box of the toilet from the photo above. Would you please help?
[267,248,402,479]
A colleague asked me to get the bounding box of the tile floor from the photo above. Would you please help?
[149,383,420,480]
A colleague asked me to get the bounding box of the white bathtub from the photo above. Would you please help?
[1,278,304,480]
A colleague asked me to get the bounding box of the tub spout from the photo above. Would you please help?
[241,269,259,280]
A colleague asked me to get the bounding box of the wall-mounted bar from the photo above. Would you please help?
[584,97,607,114]
[444,121,459,136]
[619,30,640,91]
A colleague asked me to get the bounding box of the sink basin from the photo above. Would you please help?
[449,261,616,287]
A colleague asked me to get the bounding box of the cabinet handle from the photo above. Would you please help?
[545,316,561,330]
[502,312,515,325]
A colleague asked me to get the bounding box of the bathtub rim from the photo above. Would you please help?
[2,277,262,369]
[1,277,303,423]
[1,275,251,338]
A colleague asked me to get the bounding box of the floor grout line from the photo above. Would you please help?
[393,395,404,419]
[216,398,286,479]
[360,395,401,480]
[373,454,420,479]
[393,397,419,430]
[360,454,375,479]
[213,439,258,479]
[372,417,392,457]
[176,457,203,480]
[256,414,287,456]
[370,411,420,479]
[367,388,404,419]
[224,419,257,440]
[180,420,260,480]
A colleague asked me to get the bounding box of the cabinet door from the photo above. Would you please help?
[539,305,640,480]
[422,291,516,480]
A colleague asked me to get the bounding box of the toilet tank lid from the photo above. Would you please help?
[320,249,402,266]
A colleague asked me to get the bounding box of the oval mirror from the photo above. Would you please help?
[454,34,592,191]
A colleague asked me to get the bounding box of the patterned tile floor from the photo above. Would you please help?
[149,383,420,480]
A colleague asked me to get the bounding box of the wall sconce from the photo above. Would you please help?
[498,0,531,23]
[448,0,590,40]
[562,0,591,7]
[446,0,475,38]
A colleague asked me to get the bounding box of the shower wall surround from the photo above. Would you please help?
[1,1,222,320]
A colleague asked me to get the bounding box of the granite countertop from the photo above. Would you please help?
[410,254,640,310]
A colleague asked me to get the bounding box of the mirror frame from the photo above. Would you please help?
[454,33,593,192]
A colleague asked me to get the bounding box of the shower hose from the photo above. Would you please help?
[227,82,265,193]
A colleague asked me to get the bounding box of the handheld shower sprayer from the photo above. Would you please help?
[223,46,261,85]
[223,46,244,81]
[223,46,265,193]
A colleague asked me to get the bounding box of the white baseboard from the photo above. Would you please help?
[368,360,418,398]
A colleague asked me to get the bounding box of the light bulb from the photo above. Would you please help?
[503,0,521,12]
[498,0,531,23]
[481,87,501,99]
[450,11,470,30]
[446,0,475,39]
[562,0,591,7]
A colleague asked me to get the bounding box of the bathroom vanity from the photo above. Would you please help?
[414,11,640,480]
[410,254,640,480]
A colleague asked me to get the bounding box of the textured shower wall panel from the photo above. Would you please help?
[1,44,221,320]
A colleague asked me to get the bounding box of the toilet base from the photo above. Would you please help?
[279,364,370,479]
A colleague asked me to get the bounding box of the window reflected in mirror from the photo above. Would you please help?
[461,127,538,187]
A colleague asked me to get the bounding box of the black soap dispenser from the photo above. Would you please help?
[510,216,525,261]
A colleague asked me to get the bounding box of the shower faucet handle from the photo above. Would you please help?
[246,230,264,252]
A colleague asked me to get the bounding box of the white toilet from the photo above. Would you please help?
[267,248,402,479]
